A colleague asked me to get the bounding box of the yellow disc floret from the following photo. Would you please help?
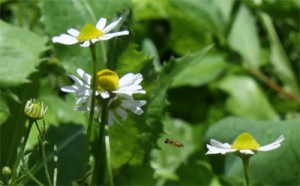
[77,24,103,42]
[95,69,119,92]
[231,133,260,150]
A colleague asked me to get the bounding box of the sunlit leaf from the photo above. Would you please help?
[228,4,261,67]
[218,75,278,120]
[0,20,47,86]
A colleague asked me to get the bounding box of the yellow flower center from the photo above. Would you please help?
[231,133,260,150]
[77,24,103,42]
[95,69,119,92]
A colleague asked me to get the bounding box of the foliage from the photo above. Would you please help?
[0,0,299,185]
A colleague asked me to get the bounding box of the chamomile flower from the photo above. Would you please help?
[52,17,129,47]
[206,133,285,156]
[61,68,146,125]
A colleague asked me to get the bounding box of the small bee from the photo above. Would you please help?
[164,138,184,148]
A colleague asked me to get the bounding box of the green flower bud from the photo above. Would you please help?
[24,99,48,120]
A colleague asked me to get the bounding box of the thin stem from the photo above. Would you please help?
[20,161,45,186]
[35,121,52,186]
[91,98,109,185]
[242,157,251,186]
[105,125,114,186]
[81,44,98,184]
[53,145,58,186]
[243,63,298,101]
[10,119,34,185]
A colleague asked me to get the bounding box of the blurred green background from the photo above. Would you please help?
[0,0,299,185]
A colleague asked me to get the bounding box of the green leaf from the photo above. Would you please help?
[41,0,131,73]
[150,117,204,185]
[228,4,261,67]
[0,20,47,86]
[260,12,299,96]
[171,54,228,88]
[218,75,278,120]
[205,117,300,185]
[146,45,213,125]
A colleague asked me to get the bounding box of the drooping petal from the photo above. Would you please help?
[206,144,237,155]
[52,34,78,45]
[257,135,285,151]
[102,17,122,33]
[61,85,78,93]
[96,18,107,31]
[67,28,80,37]
[239,149,255,154]
[80,41,90,47]
[76,69,91,85]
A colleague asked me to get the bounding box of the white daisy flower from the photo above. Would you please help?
[206,133,285,156]
[52,17,129,47]
[61,68,146,125]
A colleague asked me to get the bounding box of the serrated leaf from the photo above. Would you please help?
[171,54,228,88]
[228,4,261,67]
[218,75,278,120]
[146,45,212,125]
[205,117,300,185]
[0,20,47,86]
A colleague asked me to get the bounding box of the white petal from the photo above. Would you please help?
[102,17,122,33]
[100,92,110,99]
[96,18,107,30]
[80,41,90,47]
[239,149,255,154]
[115,108,128,121]
[52,34,78,45]
[61,85,77,93]
[210,139,232,149]
[76,68,91,85]
[257,135,285,151]
[206,144,236,155]
[67,28,80,37]
[96,31,129,41]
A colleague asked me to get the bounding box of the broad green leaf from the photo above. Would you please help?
[41,0,131,73]
[0,20,47,86]
[218,75,278,120]
[146,45,212,126]
[228,4,261,67]
[171,0,228,37]
[205,117,300,185]
[260,12,299,96]
[171,55,228,88]
[150,117,204,185]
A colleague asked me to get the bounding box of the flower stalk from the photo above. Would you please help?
[105,125,114,186]
[242,157,251,186]
[91,97,109,185]
[9,119,34,184]
[80,43,98,183]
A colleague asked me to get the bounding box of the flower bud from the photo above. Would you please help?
[24,99,48,120]
[2,166,11,175]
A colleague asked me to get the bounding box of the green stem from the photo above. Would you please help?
[105,125,114,186]
[80,44,98,184]
[91,98,109,185]
[242,157,251,186]
[9,119,34,185]
[20,161,45,186]
[35,121,52,186]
